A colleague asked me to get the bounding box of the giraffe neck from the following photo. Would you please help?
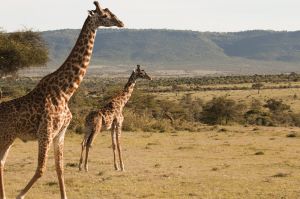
[119,73,137,105]
[37,16,97,102]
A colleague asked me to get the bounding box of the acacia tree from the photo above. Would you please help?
[252,82,264,94]
[0,30,48,77]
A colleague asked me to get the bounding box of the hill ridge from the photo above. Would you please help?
[42,29,300,74]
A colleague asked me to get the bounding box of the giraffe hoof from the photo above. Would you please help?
[114,167,120,171]
[16,195,25,199]
[120,165,125,172]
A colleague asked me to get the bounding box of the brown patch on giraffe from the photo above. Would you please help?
[68,76,72,83]
[74,46,80,52]
[77,40,83,46]
[79,69,86,76]
[79,47,85,54]
[84,57,90,63]
[84,50,91,56]
[77,55,83,61]
[74,77,81,85]
[72,66,80,75]
[67,86,76,95]
[51,86,59,97]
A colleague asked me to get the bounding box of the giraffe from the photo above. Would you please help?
[79,65,152,172]
[0,2,123,199]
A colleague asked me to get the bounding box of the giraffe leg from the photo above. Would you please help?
[0,139,13,199]
[116,123,125,171]
[16,137,51,199]
[53,119,70,199]
[81,128,95,172]
[83,120,102,172]
[84,145,90,172]
[79,140,86,171]
[79,128,90,171]
[111,123,119,171]
[83,128,95,172]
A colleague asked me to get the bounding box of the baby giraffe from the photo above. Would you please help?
[79,65,152,171]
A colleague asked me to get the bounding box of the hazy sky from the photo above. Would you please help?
[0,0,299,32]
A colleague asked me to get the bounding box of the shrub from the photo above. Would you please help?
[173,120,200,132]
[289,113,300,127]
[122,110,142,131]
[264,99,290,113]
[244,109,274,126]
[0,30,48,77]
[150,120,173,133]
[201,96,246,125]
[250,99,263,111]
[270,112,294,126]
[180,94,203,122]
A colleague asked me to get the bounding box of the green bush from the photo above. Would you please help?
[271,112,295,126]
[201,96,246,125]
[264,99,290,113]
[245,98,299,126]
[0,30,48,76]
[248,113,274,126]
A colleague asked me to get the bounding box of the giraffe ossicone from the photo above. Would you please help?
[0,2,123,199]
[79,65,152,172]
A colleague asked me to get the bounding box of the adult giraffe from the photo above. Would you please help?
[0,2,123,199]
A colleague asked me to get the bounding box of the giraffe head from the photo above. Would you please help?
[133,65,152,80]
[88,1,124,28]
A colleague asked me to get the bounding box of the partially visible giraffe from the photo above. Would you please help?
[79,65,152,172]
[0,2,123,199]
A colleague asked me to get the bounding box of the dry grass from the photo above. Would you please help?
[157,87,300,111]
[3,126,300,199]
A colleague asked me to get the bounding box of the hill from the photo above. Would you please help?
[41,29,300,74]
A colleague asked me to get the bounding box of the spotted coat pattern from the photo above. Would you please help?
[0,2,123,199]
[79,65,152,172]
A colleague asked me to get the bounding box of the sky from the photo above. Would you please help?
[0,0,299,32]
